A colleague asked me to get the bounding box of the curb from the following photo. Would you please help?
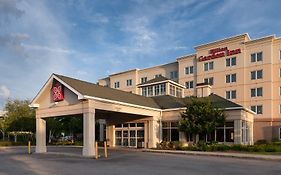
[142,149,281,161]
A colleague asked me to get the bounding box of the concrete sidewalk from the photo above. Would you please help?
[142,149,281,161]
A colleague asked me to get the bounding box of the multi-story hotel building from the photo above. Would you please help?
[98,33,281,143]
[31,33,280,156]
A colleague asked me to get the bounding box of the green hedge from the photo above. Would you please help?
[156,141,281,153]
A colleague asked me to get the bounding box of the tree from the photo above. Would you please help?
[2,99,35,141]
[178,97,226,143]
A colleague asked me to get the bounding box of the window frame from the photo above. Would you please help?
[251,52,263,62]
[226,57,236,67]
[185,81,194,89]
[126,79,132,86]
[114,81,120,88]
[204,61,214,71]
[226,73,236,83]
[226,90,236,99]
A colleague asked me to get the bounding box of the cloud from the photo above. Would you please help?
[0,85,10,99]
[0,0,24,24]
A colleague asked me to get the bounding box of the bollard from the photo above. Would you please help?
[104,141,107,159]
[95,141,98,160]
[28,141,31,154]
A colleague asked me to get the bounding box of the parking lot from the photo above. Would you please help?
[0,146,281,175]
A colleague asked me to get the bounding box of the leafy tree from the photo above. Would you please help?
[1,99,35,141]
[178,97,226,143]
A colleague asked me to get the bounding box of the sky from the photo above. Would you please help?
[0,0,281,110]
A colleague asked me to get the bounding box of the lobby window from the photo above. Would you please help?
[251,70,263,80]
[185,81,194,89]
[251,105,263,114]
[226,57,236,67]
[204,61,214,71]
[251,52,263,62]
[226,90,236,99]
[250,87,263,97]
[226,73,236,83]
[162,122,179,142]
[185,66,194,74]
[140,77,147,84]
[114,81,120,88]
[155,74,162,78]
[204,77,214,85]
[170,71,178,79]
[216,122,234,143]
[126,79,132,86]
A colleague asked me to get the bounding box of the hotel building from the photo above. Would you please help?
[31,33,280,157]
[98,33,281,143]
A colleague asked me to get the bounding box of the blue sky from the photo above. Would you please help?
[0,0,281,109]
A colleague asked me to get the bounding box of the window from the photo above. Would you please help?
[176,87,182,98]
[280,69,281,77]
[162,122,179,142]
[148,86,153,96]
[280,87,281,96]
[140,77,147,84]
[226,90,236,99]
[114,81,120,88]
[170,71,178,79]
[169,85,175,96]
[204,77,214,85]
[226,73,236,83]
[204,61,214,71]
[280,50,281,59]
[154,84,160,96]
[126,79,132,86]
[185,66,194,74]
[251,52,263,62]
[251,105,263,114]
[250,87,263,97]
[226,57,236,67]
[141,87,147,96]
[279,127,281,140]
[251,70,263,80]
[185,81,194,89]
[155,74,162,78]
[160,84,166,95]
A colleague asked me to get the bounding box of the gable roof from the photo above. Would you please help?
[54,74,160,109]
[33,74,244,111]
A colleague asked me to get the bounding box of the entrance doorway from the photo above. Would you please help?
[115,123,144,148]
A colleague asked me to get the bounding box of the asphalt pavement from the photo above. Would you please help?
[0,146,280,175]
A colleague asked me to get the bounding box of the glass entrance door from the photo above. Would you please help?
[115,123,144,148]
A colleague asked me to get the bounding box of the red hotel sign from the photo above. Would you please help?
[198,47,241,62]
[52,83,64,102]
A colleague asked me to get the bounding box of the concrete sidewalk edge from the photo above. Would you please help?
[142,149,281,161]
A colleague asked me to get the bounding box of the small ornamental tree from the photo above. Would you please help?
[178,97,226,143]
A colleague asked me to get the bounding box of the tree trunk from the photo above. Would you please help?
[48,130,52,143]
[14,134,17,143]
[205,134,208,142]
[1,131,4,141]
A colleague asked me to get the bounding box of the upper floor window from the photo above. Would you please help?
[251,105,263,114]
[280,87,281,96]
[141,77,147,84]
[226,73,236,83]
[185,66,194,74]
[126,79,132,86]
[185,81,194,89]
[155,74,162,78]
[280,69,281,77]
[251,70,263,80]
[251,87,263,97]
[114,81,120,88]
[251,52,263,62]
[204,61,214,71]
[204,77,214,86]
[280,50,281,59]
[226,90,236,100]
[226,57,236,67]
[170,71,178,79]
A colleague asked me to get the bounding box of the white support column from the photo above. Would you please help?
[234,120,242,144]
[36,117,47,153]
[83,111,96,157]
[148,119,160,148]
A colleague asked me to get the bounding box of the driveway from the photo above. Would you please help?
[0,146,280,175]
